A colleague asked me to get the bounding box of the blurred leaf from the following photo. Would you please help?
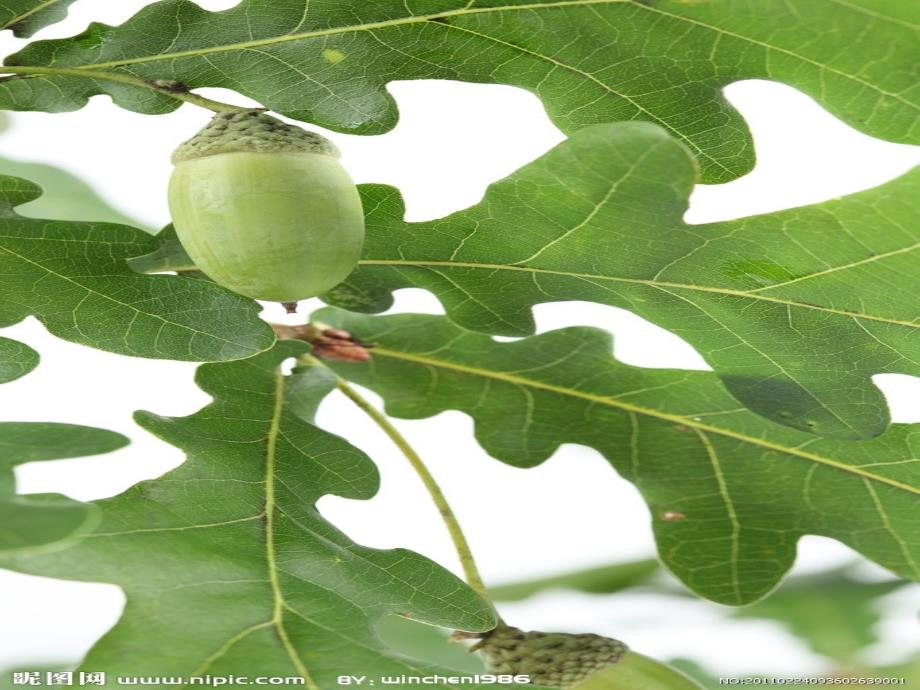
[671,658,920,689]
[376,616,486,673]
[490,559,660,602]
[1,330,128,553]
[485,559,913,672]
[666,659,721,689]
[877,659,920,687]
[327,122,919,440]
[0,112,146,227]
[571,652,704,690]
[0,156,145,228]
[0,421,127,553]
[313,307,920,605]
[0,175,274,361]
[733,568,906,663]
[0,342,511,685]
[0,0,77,38]
[3,1,919,182]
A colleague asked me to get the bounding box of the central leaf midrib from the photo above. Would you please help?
[58,0,626,71]
[265,369,317,689]
[368,346,918,494]
[358,258,917,328]
[261,369,482,690]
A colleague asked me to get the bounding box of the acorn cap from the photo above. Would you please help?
[171,110,339,164]
[473,626,628,688]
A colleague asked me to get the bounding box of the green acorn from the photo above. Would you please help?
[471,626,703,689]
[168,110,365,306]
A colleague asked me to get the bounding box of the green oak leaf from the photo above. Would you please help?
[0,0,77,38]
[3,1,919,183]
[0,175,274,361]
[0,421,128,553]
[0,341,502,686]
[0,335,37,383]
[323,122,920,440]
[312,307,920,605]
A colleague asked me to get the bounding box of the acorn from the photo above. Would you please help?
[471,626,703,689]
[167,110,365,305]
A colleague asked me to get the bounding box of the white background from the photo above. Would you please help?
[1,0,919,678]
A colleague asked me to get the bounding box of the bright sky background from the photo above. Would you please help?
[0,0,919,677]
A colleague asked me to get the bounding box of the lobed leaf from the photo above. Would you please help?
[314,307,920,605]
[0,342,505,685]
[0,175,275,362]
[2,0,919,182]
[0,421,128,553]
[325,122,920,440]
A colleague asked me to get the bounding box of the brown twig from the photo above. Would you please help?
[271,322,373,362]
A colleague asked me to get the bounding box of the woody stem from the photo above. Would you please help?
[336,377,494,604]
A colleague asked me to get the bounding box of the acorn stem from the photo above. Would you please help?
[291,348,497,614]
[0,65,253,113]
[333,375,497,609]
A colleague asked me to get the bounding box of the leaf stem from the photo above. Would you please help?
[332,371,495,612]
[0,64,253,113]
